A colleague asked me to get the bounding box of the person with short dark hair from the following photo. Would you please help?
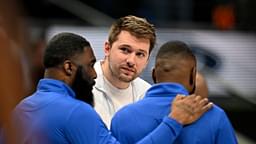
[111,41,237,144]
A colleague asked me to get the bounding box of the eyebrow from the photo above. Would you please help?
[119,44,131,48]
[120,44,148,54]
[137,49,147,54]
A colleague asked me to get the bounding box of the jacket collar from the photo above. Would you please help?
[37,78,76,98]
[145,82,188,98]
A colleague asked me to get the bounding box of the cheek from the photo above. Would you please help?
[88,68,97,79]
[108,47,126,60]
[82,70,92,80]
[109,52,125,64]
[136,59,148,71]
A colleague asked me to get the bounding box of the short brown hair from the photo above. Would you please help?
[108,15,156,54]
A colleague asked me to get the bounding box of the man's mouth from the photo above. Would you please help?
[121,67,135,74]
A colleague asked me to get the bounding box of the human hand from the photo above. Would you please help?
[169,94,213,125]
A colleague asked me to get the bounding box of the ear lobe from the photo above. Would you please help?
[189,67,197,94]
[64,61,73,76]
[189,67,197,85]
[104,41,111,56]
[67,69,72,76]
[189,70,193,86]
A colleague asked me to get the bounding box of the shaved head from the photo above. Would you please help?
[153,41,197,94]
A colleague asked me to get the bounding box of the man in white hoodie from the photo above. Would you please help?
[93,15,211,128]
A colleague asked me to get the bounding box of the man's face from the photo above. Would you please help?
[105,30,150,82]
[71,48,96,106]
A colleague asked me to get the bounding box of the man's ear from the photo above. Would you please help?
[152,67,157,83]
[189,66,197,94]
[63,60,73,76]
[104,41,111,57]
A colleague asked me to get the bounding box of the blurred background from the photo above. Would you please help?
[1,0,256,143]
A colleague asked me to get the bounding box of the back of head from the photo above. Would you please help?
[43,32,91,69]
[153,41,197,94]
[108,15,156,54]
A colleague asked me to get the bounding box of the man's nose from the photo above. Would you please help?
[126,53,136,67]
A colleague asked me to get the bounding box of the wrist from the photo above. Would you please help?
[169,112,186,125]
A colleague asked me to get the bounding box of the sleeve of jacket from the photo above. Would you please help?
[65,103,120,144]
[67,103,183,144]
[136,116,183,144]
[111,114,183,144]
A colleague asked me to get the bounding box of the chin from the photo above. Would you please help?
[119,75,135,83]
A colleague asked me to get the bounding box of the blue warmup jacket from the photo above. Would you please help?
[111,83,238,144]
[12,79,183,144]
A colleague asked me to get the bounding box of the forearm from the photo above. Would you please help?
[136,116,182,144]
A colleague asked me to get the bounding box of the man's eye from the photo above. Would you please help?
[136,52,146,58]
[120,47,130,53]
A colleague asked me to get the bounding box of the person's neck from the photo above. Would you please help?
[44,68,71,86]
[101,61,130,89]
